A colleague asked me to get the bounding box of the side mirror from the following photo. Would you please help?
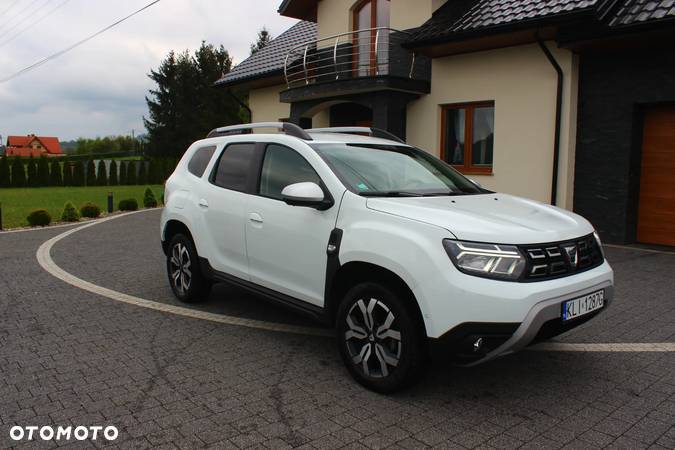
[281,182,331,209]
[469,178,482,188]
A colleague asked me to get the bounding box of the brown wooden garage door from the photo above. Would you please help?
[637,106,675,246]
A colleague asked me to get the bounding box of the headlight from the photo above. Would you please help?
[443,239,526,281]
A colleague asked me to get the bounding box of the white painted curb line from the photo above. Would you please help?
[35,209,675,351]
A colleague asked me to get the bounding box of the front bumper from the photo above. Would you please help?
[429,279,614,365]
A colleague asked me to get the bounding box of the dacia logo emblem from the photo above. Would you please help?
[563,244,579,268]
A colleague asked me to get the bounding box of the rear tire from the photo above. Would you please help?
[336,282,425,393]
[166,233,211,302]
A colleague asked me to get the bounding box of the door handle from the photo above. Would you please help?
[249,213,263,224]
[198,199,209,209]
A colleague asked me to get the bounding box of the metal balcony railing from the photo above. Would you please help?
[284,27,418,88]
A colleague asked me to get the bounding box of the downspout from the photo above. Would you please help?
[536,34,563,206]
[227,89,252,123]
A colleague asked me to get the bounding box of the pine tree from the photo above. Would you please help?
[147,159,158,184]
[137,161,147,185]
[73,161,85,186]
[108,160,118,186]
[49,159,62,186]
[96,160,107,185]
[127,161,137,185]
[85,160,96,186]
[11,157,26,187]
[37,156,50,186]
[119,161,128,185]
[27,156,37,187]
[0,155,10,188]
[250,28,271,55]
[63,159,73,186]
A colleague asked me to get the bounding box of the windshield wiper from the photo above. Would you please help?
[358,191,425,197]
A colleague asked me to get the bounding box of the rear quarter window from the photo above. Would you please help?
[187,146,216,177]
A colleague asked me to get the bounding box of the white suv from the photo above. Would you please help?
[160,122,613,392]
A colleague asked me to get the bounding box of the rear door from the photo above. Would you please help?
[245,143,340,306]
[199,142,261,279]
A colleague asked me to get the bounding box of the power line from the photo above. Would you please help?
[0,0,46,34]
[0,0,23,19]
[0,0,57,41]
[0,0,71,49]
[0,0,163,84]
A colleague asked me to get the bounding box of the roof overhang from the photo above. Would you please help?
[278,0,317,21]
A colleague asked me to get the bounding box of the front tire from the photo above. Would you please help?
[336,282,425,393]
[166,234,211,302]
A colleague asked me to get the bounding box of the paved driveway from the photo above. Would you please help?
[0,209,673,449]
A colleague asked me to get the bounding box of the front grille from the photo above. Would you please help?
[519,234,603,281]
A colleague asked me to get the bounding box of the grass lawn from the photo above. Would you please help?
[0,185,164,229]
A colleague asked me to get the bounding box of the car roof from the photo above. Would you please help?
[306,132,407,146]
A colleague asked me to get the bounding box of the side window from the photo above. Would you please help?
[259,144,321,200]
[187,145,216,177]
[211,143,257,192]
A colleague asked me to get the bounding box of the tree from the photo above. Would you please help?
[250,27,271,55]
[127,161,137,185]
[0,155,10,187]
[63,159,73,186]
[11,157,25,187]
[137,161,147,185]
[119,161,127,185]
[85,160,96,186]
[144,42,241,158]
[96,160,107,185]
[37,156,50,186]
[49,159,62,186]
[27,156,37,187]
[73,161,85,186]
[147,159,159,184]
[108,160,118,186]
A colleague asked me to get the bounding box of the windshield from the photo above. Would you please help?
[311,143,485,197]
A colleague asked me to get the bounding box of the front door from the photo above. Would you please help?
[637,105,675,246]
[245,143,339,306]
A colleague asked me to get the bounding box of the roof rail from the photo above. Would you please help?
[307,127,405,144]
[206,122,312,140]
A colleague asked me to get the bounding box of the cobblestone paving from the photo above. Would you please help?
[0,211,673,449]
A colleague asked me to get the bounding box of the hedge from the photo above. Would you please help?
[27,209,51,227]
[118,198,138,211]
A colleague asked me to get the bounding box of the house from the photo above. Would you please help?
[216,0,675,246]
[5,134,63,157]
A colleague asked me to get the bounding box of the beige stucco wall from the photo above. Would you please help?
[406,42,578,208]
[249,84,290,123]
[316,0,436,42]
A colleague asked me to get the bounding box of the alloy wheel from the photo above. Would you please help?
[344,298,402,378]
[170,243,192,295]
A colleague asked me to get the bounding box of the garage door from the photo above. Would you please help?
[637,106,675,246]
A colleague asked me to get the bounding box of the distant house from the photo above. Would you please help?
[5,134,63,157]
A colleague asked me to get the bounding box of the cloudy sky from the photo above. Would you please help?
[0,0,297,141]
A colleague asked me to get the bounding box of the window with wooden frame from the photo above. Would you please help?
[441,102,495,174]
[352,0,390,77]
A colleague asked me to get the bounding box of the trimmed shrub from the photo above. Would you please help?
[119,161,128,185]
[85,160,96,186]
[27,156,38,187]
[63,159,73,186]
[37,156,50,186]
[79,202,101,218]
[118,198,138,211]
[11,157,25,187]
[108,160,118,186]
[61,202,80,222]
[96,160,107,185]
[0,155,10,188]
[143,187,158,208]
[72,161,85,186]
[27,209,51,227]
[127,161,137,185]
[49,159,63,186]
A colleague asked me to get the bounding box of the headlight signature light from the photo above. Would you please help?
[443,239,526,281]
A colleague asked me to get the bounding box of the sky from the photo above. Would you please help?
[0,0,298,141]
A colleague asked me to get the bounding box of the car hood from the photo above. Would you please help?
[366,193,594,244]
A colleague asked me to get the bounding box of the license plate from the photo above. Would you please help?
[562,290,605,322]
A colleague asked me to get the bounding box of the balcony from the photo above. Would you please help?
[280,27,430,103]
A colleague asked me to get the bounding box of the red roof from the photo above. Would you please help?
[6,134,62,155]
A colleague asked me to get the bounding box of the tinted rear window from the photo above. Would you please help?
[187,146,216,177]
[211,143,256,192]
